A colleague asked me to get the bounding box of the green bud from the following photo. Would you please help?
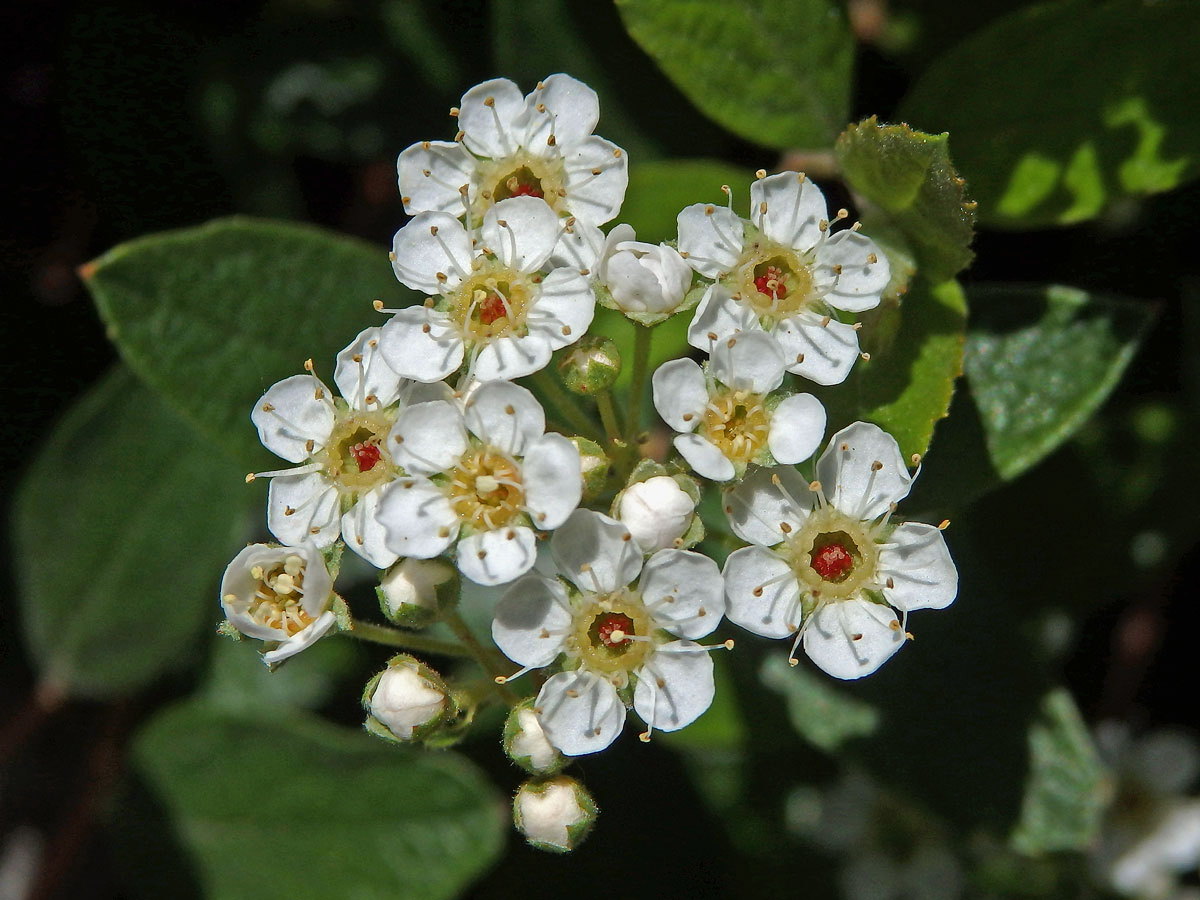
[362,654,455,743]
[376,557,459,628]
[557,335,621,396]
[513,776,598,853]
[503,699,565,775]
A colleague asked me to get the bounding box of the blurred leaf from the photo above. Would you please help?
[835,118,976,282]
[12,368,251,698]
[760,655,879,751]
[815,277,967,462]
[964,285,1155,481]
[621,159,754,244]
[82,217,416,467]
[615,0,854,149]
[201,633,364,714]
[897,0,1200,228]
[1011,689,1111,855]
[125,702,504,900]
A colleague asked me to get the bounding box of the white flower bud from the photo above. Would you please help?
[364,656,448,741]
[503,702,563,774]
[513,776,597,853]
[618,475,696,552]
[377,557,456,627]
[599,229,692,315]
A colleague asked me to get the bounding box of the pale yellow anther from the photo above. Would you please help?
[373,299,385,311]
[755,169,767,179]
[705,205,715,215]
[430,224,439,236]
[483,96,495,107]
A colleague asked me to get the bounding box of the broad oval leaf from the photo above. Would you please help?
[121,702,505,900]
[82,217,416,467]
[898,0,1200,228]
[616,0,854,149]
[620,158,753,244]
[12,368,253,698]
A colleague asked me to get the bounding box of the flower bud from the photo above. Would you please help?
[598,229,692,317]
[570,436,612,502]
[513,776,597,853]
[503,700,564,774]
[557,335,621,396]
[618,475,697,552]
[376,557,458,628]
[362,654,451,742]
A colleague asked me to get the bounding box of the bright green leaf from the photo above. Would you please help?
[1011,689,1111,855]
[621,159,754,244]
[660,656,745,751]
[616,0,854,149]
[759,655,879,751]
[897,0,1200,228]
[815,277,967,463]
[121,702,504,900]
[82,217,415,467]
[835,117,976,282]
[12,368,252,699]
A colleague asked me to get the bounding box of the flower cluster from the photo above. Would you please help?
[217,72,959,851]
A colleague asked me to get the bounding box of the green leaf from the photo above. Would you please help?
[759,655,879,752]
[835,117,976,283]
[815,277,967,463]
[621,159,754,244]
[121,702,504,900]
[660,656,745,751]
[12,368,252,698]
[616,0,854,149]
[964,285,1155,482]
[897,0,1200,228]
[82,217,415,467]
[1011,689,1111,855]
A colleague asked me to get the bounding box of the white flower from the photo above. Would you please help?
[513,776,598,853]
[679,172,891,385]
[1110,802,1200,898]
[491,509,728,755]
[249,326,448,567]
[618,475,696,553]
[651,330,826,482]
[375,380,581,586]
[722,422,957,679]
[397,74,628,226]
[220,543,336,666]
[364,656,449,741]
[380,196,595,382]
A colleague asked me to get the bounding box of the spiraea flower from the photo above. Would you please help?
[652,330,826,482]
[398,74,628,228]
[491,509,728,755]
[679,171,891,385]
[249,327,447,567]
[380,196,595,382]
[375,380,581,586]
[220,543,335,666]
[722,422,957,679]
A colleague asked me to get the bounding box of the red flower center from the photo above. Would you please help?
[595,613,635,648]
[812,542,855,581]
[754,265,788,300]
[350,441,382,473]
[477,292,508,325]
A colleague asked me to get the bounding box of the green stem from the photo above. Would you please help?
[596,390,623,443]
[444,610,521,705]
[345,619,472,658]
[531,370,602,441]
[625,324,654,443]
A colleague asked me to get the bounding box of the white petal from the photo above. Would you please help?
[634,642,715,732]
[522,434,582,529]
[537,671,626,756]
[390,400,468,476]
[816,421,912,520]
[464,380,544,456]
[456,526,538,586]
[472,333,554,381]
[878,523,958,611]
[815,230,890,313]
[549,217,607,271]
[390,212,472,294]
[775,312,861,386]
[767,393,827,464]
[334,326,404,409]
[262,610,337,665]
[458,77,526,159]
[710,330,786,394]
[750,171,827,252]
[676,203,743,278]
[528,268,596,349]
[618,476,695,553]
[492,573,572,667]
[604,247,665,312]
[803,599,904,680]
[376,478,459,558]
[640,550,724,639]
[723,545,802,639]
[592,223,635,282]
[528,74,599,147]
[379,307,464,383]
[252,374,336,463]
[674,433,736,482]
[482,196,560,272]
[723,465,812,547]
[340,489,400,568]
[686,284,761,352]
[397,140,474,216]
[266,474,340,547]
[551,509,642,594]
[651,358,707,432]
[561,136,628,226]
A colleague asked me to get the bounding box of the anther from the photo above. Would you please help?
[870,460,883,471]
[244,473,256,483]
[449,107,459,117]
[561,325,571,336]
[809,479,822,492]
[723,639,735,649]
[483,96,495,107]
[939,519,951,530]
[836,208,849,220]
[910,453,921,466]
[303,358,315,373]
[866,253,878,264]
[305,439,315,453]
[760,201,768,215]
[755,169,766,179]
[780,521,792,533]
[860,351,871,361]
[261,402,275,412]
[373,299,384,311]
[505,404,515,414]
[886,577,895,589]
[704,205,715,215]
[421,324,431,333]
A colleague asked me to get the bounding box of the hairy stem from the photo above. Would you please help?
[531,369,603,441]
[625,324,654,443]
[346,619,473,658]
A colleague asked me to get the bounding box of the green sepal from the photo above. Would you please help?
[216,619,246,642]
[321,541,345,581]
[330,594,352,633]
[570,436,613,502]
